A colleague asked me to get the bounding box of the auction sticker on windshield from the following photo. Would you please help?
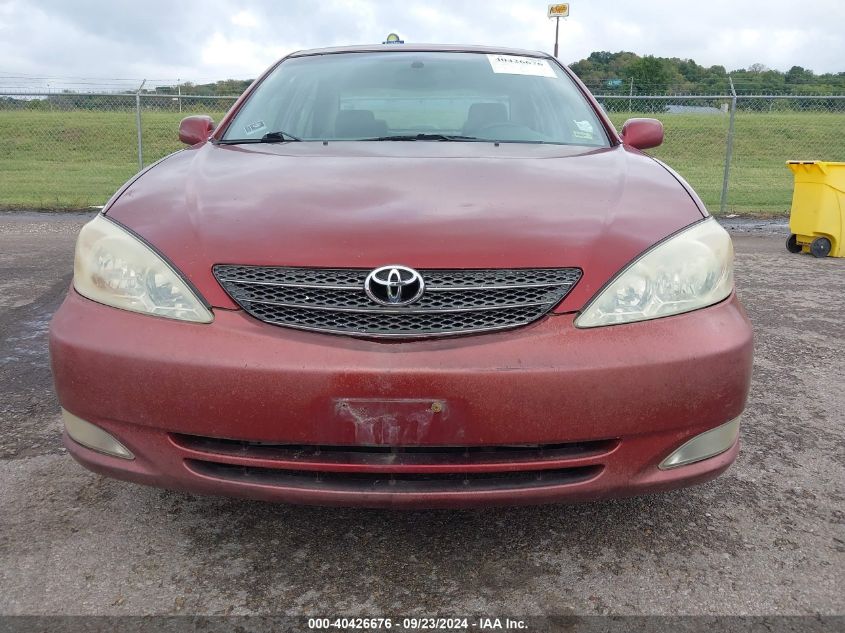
[487,54,556,77]
[244,120,266,135]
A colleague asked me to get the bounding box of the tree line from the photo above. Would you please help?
[570,51,845,94]
[1,51,842,113]
[166,53,844,96]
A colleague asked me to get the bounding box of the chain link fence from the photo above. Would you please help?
[0,92,236,208]
[1,90,844,213]
[598,93,845,213]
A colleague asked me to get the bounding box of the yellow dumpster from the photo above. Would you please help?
[786,161,845,258]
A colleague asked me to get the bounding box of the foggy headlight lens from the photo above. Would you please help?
[575,218,733,328]
[73,215,213,323]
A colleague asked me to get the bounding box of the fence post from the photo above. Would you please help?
[719,76,737,214]
[135,79,146,171]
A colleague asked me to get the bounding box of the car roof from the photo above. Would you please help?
[288,43,551,59]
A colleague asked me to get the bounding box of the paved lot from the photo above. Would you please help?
[0,211,842,617]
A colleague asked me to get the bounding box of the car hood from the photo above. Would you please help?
[106,141,704,311]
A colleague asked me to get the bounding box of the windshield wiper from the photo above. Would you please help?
[260,130,302,142]
[359,133,482,142]
[218,131,480,144]
[216,130,302,145]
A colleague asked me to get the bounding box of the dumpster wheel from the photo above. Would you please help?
[786,234,803,253]
[810,237,832,258]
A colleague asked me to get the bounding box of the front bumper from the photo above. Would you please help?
[50,290,753,508]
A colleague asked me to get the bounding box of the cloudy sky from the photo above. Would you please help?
[1,0,843,89]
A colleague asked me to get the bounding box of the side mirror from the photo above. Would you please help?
[178,115,215,145]
[621,118,664,150]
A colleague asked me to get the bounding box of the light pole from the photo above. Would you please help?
[547,3,570,58]
[554,17,560,58]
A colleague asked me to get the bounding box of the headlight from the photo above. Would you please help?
[575,218,733,328]
[73,214,213,323]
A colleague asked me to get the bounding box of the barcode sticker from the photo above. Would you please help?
[487,55,556,78]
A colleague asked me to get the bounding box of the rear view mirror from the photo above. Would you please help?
[621,118,664,150]
[178,115,215,145]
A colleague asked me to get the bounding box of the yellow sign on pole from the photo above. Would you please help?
[548,3,570,18]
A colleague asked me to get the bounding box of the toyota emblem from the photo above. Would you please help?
[364,265,425,306]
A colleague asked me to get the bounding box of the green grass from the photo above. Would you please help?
[0,110,227,209]
[609,111,845,214]
[1,109,843,213]
[609,112,731,212]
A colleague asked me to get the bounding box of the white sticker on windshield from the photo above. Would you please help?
[487,54,556,78]
[244,120,266,135]
[575,120,594,134]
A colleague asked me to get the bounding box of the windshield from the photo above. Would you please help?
[221,51,609,147]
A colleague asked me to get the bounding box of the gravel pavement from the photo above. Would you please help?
[0,211,842,619]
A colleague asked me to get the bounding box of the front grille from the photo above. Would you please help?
[213,265,581,338]
[186,460,603,493]
[172,434,619,467]
[173,434,614,494]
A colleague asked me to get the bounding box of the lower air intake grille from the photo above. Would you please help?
[186,460,603,493]
[213,265,581,338]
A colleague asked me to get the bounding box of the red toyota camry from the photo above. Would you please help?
[49,44,753,508]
